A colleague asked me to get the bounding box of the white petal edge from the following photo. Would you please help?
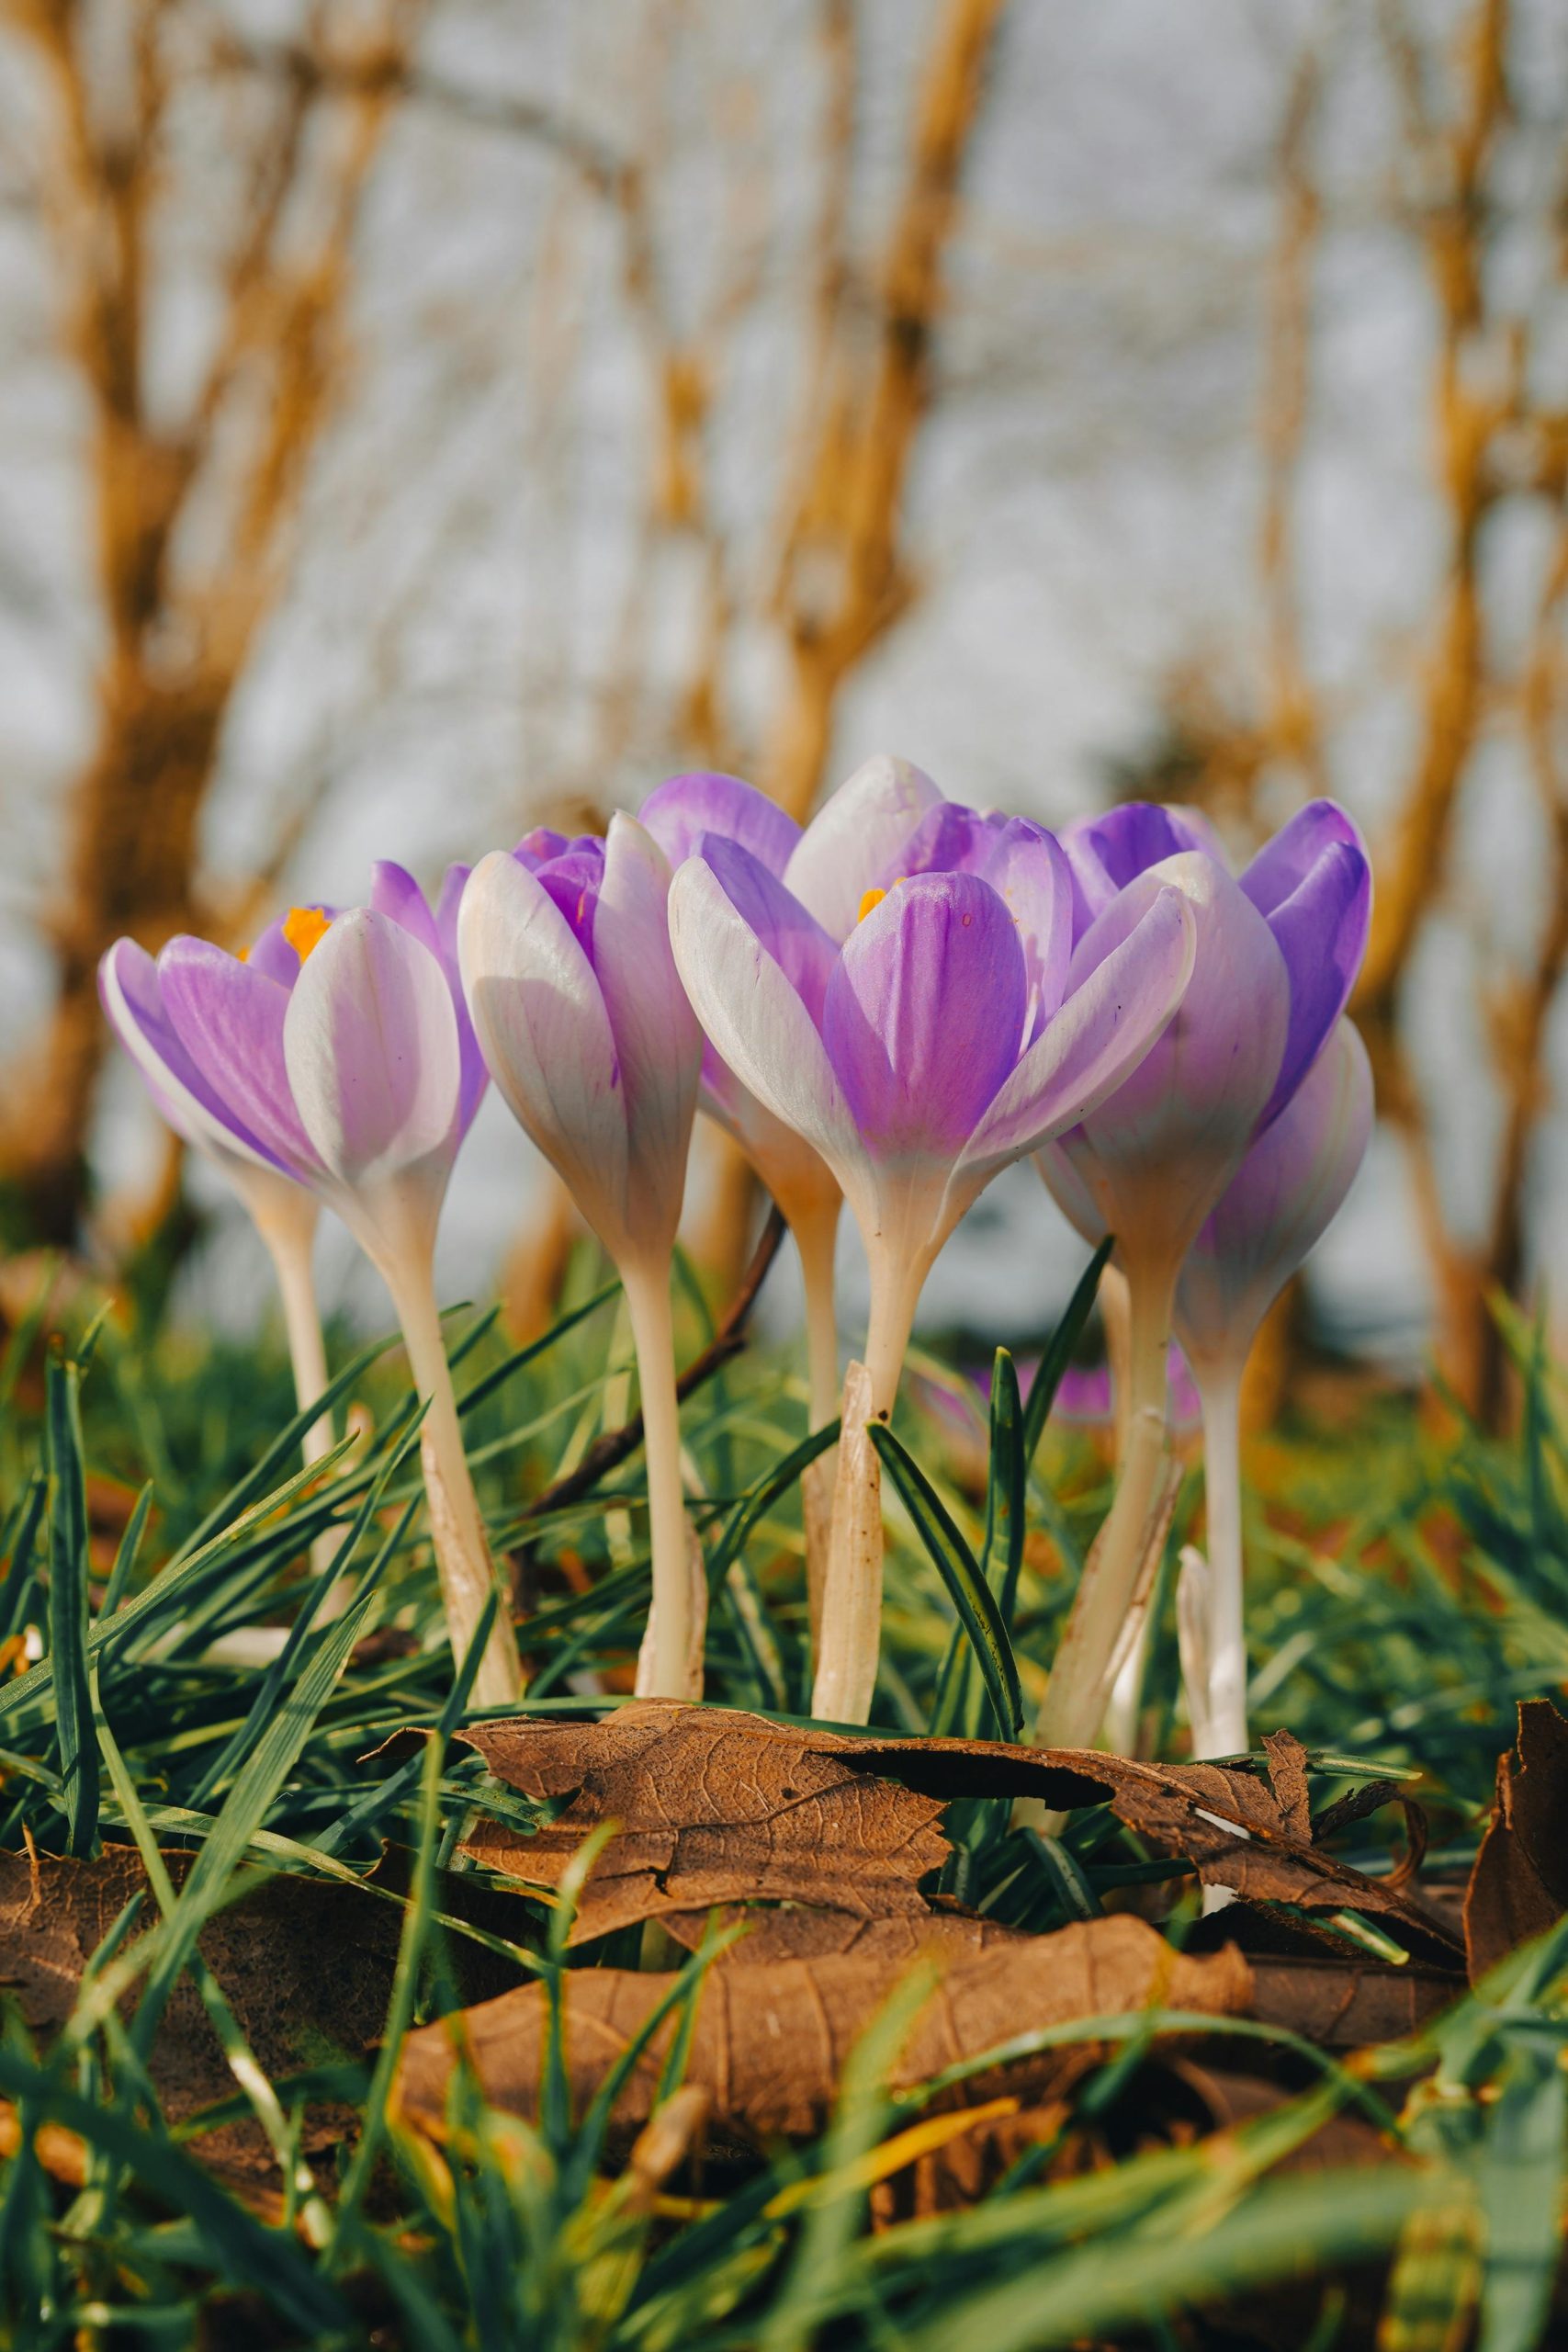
[592,814,701,1256]
[457,849,631,1252]
[782,753,943,941]
[668,855,874,1220]
[956,881,1197,1182]
[284,908,460,1194]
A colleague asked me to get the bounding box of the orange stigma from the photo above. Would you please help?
[857,887,887,923]
[282,905,333,963]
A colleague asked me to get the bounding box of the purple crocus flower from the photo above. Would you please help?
[668,800,1197,1720]
[458,815,705,1700]
[101,921,333,1464]
[1027,799,1371,1765]
[99,865,522,1709]
[638,758,943,1423]
[1174,1017,1373,1758]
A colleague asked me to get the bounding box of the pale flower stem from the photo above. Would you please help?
[1100,1261,1133,1464]
[1195,1363,1248,1758]
[795,1200,843,1434]
[389,1259,523,1711]
[260,1222,333,1467]
[791,1196,842,1650]
[1032,1250,1177,1755]
[621,1256,697,1702]
[810,1265,919,1725]
[251,1204,346,1595]
[1100,1613,1150,1758]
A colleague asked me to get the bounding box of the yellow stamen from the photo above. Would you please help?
[857,887,887,924]
[283,905,333,963]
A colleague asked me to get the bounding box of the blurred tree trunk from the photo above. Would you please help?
[0,1,422,1245]
[703,0,1010,1288]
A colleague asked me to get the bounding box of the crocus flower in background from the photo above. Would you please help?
[1033,800,1371,1759]
[101,865,524,1709]
[458,815,704,1701]
[1175,1016,1373,1757]
[669,799,1197,1722]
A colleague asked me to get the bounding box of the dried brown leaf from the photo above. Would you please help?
[0,1845,522,2177]
[456,1700,1108,1946]
[457,1702,1460,1967]
[1247,1956,1457,2049]
[1463,1697,1568,1984]
[394,1911,1251,2143]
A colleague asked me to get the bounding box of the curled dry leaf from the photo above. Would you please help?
[456,1701,1459,1966]
[1083,1728,1459,1969]
[1463,1696,1568,1984]
[454,1698,1109,1953]
[394,1911,1252,2144]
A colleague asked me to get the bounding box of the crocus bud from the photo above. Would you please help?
[459,815,704,1699]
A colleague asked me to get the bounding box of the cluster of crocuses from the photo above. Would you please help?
[101,759,1371,1757]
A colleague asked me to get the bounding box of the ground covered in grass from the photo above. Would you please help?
[0,1252,1565,2350]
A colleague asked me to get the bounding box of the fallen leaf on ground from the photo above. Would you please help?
[455,1700,1108,1950]
[394,1910,1251,2143]
[0,1845,523,2181]
[457,1702,1460,1966]
[1463,1696,1568,1984]
[1082,1730,1459,1969]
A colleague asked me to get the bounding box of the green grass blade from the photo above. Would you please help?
[1021,1234,1114,1467]
[0,1429,366,1730]
[1477,2044,1566,2352]
[985,1346,1027,1624]
[0,1471,47,1644]
[457,1277,620,1419]
[169,1329,396,1566]
[128,1544,393,2056]
[186,1426,423,1808]
[871,1420,1023,1740]
[0,2046,346,2335]
[46,1348,97,1855]
[705,1419,840,1589]
[333,1708,449,2235]
[101,1482,154,1620]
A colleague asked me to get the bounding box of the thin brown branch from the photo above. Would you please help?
[761,0,1009,820]
[1258,41,1328,795]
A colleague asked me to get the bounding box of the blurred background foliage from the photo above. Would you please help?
[0,0,1565,1436]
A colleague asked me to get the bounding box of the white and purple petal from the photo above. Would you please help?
[1176,1017,1373,1372]
[1240,804,1371,1127]
[639,770,801,878]
[667,854,868,1208]
[589,816,701,1256]
[157,938,321,1176]
[1050,853,1291,1261]
[957,876,1197,1179]
[458,849,632,1254]
[283,908,461,1207]
[1062,801,1222,940]
[783,752,943,941]
[822,873,1027,1161]
[99,940,299,1176]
